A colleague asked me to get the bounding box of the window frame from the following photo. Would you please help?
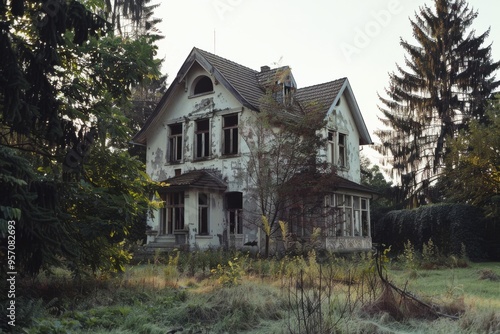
[168,123,183,163]
[198,192,209,235]
[161,192,185,234]
[222,114,239,156]
[192,76,214,96]
[338,133,347,168]
[195,119,210,160]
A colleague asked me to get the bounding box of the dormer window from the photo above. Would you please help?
[193,76,214,95]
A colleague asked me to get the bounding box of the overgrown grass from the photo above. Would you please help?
[9,249,500,334]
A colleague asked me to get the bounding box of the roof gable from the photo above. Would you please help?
[132,47,372,145]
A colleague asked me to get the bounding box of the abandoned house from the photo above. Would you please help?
[132,47,375,253]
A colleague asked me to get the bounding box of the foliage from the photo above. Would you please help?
[442,102,500,220]
[375,203,487,260]
[242,70,338,256]
[211,256,244,287]
[360,155,401,227]
[375,0,500,206]
[10,255,500,334]
[0,0,163,276]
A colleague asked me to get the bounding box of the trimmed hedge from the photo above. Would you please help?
[373,203,487,260]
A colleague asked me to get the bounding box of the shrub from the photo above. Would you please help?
[374,203,486,260]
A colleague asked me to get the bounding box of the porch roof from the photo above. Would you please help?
[332,175,377,195]
[161,170,227,192]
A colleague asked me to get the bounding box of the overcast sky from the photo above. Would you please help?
[154,0,500,164]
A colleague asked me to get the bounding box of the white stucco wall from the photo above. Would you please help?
[320,93,362,183]
[143,63,366,250]
[143,64,259,248]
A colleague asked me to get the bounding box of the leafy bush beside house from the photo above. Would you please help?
[374,203,488,260]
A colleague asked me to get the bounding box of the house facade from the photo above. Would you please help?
[132,47,374,253]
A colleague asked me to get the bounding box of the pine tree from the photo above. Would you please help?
[376,0,500,207]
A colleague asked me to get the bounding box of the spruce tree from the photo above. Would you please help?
[376,0,500,206]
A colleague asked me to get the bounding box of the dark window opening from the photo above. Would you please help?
[198,193,209,235]
[225,191,243,210]
[229,210,242,234]
[338,133,346,167]
[161,192,184,234]
[195,119,210,159]
[226,192,243,234]
[169,123,183,162]
[223,114,238,155]
[194,76,213,95]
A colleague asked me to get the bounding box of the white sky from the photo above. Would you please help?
[154,0,500,166]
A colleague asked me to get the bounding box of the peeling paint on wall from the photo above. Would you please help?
[151,147,164,172]
[192,97,215,114]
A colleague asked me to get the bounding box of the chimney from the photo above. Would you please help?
[260,65,270,72]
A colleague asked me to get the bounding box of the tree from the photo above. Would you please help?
[242,75,337,256]
[0,0,162,275]
[360,156,400,226]
[375,0,500,207]
[442,98,500,219]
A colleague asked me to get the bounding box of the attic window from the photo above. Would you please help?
[193,76,214,95]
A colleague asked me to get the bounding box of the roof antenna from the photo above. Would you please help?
[213,29,216,54]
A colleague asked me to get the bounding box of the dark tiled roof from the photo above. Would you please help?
[195,48,264,110]
[295,79,346,115]
[162,170,227,192]
[332,175,377,194]
[132,47,372,145]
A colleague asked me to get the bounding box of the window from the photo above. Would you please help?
[226,192,243,234]
[327,132,347,168]
[327,194,370,237]
[161,192,184,234]
[198,193,209,235]
[361,199,370,237]
[193,76,213,95]
[222,114,238,155]
[338,133,346,167]
[229,210,242,234]
[195,119,210,159]
[327,131,335,164]
[168,123,183,163]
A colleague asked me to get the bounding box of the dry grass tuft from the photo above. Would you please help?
[477,269,500,281]
[361,282,465,321]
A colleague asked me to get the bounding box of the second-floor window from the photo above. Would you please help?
[327,131,335,165]
[222,114,238,155]
[327,131,347,168]
[168,123,183,163]
[338,133,346,167]
[195,119,210,159]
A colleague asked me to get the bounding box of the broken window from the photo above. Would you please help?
[222,114,238,155]
[168,123,183,163]
[195,119,210,159]
[198,193,209,235]
[193,76,213,95]
[331,194,370,237]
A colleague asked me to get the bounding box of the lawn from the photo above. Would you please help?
[8,250,500,334]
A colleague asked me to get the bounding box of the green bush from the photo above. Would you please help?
[374,203,486,260]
